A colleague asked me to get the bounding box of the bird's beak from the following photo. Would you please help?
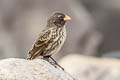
[64,15,71,21]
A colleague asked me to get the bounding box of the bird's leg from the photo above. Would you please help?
[42,56,50,62]
[42,56,64,70]
[49,56,64,70]
[43,56,56,66]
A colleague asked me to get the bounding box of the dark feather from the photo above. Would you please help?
[26,28,52,60]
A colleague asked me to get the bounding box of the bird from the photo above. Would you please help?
[26,12,71,65]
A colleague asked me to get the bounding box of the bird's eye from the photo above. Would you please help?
[58,15,62,18]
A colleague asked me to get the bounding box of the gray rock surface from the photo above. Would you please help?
[0,58,76,80]
[59,54,120,80]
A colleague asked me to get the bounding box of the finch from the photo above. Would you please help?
[27,12,71,60]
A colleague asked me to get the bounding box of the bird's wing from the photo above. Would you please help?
[27,28,52,59]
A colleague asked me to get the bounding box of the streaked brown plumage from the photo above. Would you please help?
[26,12,71,60]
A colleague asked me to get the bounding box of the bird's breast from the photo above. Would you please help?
[52,26,66,45]
[44,26,66,56]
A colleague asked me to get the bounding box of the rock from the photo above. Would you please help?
[0,58,76,80]
[59,54,120,80]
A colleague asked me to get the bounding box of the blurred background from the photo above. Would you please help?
[0,0,120,60]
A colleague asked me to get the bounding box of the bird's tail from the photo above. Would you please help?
[26,45,45,60]
[26,51,33,60]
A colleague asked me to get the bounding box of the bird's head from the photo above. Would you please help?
[47,12,71,27]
